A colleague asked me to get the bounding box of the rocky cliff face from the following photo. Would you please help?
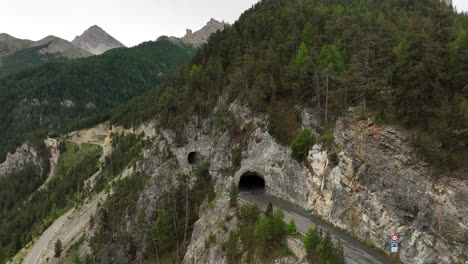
[171,103,467,264]
[0,143,41,177]
[311,116,468,264]
[37,101,465,264]
[72,25,126,55]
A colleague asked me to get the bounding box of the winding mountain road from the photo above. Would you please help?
[240,192,393,264]
[22,210,73,264]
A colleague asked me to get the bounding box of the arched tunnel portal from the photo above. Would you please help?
[238,171,265,193]
[188,151,202,165]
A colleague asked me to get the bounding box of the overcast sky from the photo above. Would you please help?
[0,0,260,47]
[1,0,466,47]
[453,0,468,13]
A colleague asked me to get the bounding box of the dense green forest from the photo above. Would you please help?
[111,0,467,170]
[0,43,67,77]
[0,142,102,263]
[0,38,195,161]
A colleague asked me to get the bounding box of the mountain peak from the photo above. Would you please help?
[0,33,14,41]
[178,18,228,47]
[72,25,125,55]
[0,34,34,58]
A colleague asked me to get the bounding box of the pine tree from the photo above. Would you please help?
[225,231,240,264]
[286,219,297,236]
[333,240,345,264]
[295,42,309,68]
[265,202,274,218]
[319,232,334,260]
[54,239,62,258]
[229,182,238,207]
[303,227,321,258]
[253,216,272,253]
[271,207,286,242]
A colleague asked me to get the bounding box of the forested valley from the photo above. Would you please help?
[0,38,195,161]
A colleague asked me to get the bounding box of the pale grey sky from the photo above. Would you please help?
[0,0,260,46]
[1,0,466,47]
[453,0,468,13]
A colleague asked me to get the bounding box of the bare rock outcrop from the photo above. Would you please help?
[72,25,126,55]
[0,143,40,177]
[168,18,228,47]
[312,116,468,264]
[182,199,237,264]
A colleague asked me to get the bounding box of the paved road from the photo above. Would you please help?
[23,210,73,264]
[240,192,393,264]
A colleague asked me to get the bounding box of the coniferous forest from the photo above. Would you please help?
[112,0,467,170]
[0,38,195,161]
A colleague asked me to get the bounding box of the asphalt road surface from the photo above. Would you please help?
[23,210,73,264]
[240,192,393,264]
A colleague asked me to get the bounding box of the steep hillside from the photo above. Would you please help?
[0,38,195,161]
[72,25,126,55]
[78,0,465,263]
[0,34,33,60]
[0,36,92,77]
[113,0,467,172]
[26,101,466,264]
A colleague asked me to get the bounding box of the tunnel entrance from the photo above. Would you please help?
[239,171,265,193]
[188,151,202,165]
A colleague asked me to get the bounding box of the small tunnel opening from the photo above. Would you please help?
[239,171,265,193]
[188,151,202,165]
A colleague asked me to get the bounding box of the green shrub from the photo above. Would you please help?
[286,219,297,236]
[318,133,334,150]
[303,227,345,263]
[231,149,242,168]
[71,253,83,264]
[268,101,301,146]
[292,129,313,161]
[104,183,111,193]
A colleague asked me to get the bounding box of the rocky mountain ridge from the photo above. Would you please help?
[0,33,33,61]
[30,35,92,58]
[0,26,124,75]
[168,18,227,46]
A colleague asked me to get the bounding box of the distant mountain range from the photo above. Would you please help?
[0,20,227,77]
[0,26,124,76]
